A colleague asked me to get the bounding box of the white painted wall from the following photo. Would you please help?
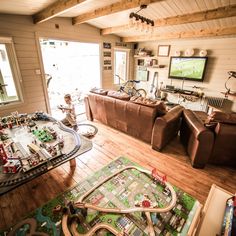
[0,14,128,116]
[136,38,236,112]
[0,13,235,114]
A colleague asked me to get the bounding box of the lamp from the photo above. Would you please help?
[225,71,236,97]
[129,5,155,33]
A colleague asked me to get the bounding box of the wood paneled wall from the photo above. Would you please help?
[136,37,236,112]
[0,14,122,116]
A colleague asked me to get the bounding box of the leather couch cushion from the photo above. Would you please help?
[90,88,108,95]
[107,91,130,101]
[193,111,208,123]
[205,111,236,125]
[193,111,216,130]
[130,96,167,115]
[87,93,160,143]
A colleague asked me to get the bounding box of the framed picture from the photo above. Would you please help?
[104,60,111,65]
[103,42,111,49]
[136,69,149,81]
[158,45,170,57]
[103,51,111,57]
[103,66,112,70]
[115,42,127,47]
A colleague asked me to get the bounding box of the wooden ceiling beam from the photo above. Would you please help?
[102,4,236,35]
[72,0,164,25]
[33,0,87,24]
[122,26,236,42]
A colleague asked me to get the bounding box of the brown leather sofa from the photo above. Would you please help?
[180,109,236,168]
[152,105,184,151]
[84,92,184,150]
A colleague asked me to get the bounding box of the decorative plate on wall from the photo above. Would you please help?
[199,50,207,57]
[174,50,181,56]
[184,49,194,57]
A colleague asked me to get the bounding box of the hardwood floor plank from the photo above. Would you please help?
[0,120,235,230]
[0,207,6,229]
[0,190,27,227]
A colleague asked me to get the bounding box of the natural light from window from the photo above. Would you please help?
[0,43,19,104]
[40,39,101,118]
[114,50,128,84]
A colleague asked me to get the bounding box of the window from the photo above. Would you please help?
[114,49,129,84]
[0,37,22,105]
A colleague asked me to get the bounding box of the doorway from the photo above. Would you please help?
[39,39,101,119]
[114,49,129,84]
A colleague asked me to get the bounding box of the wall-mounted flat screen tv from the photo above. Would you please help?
[168,57,208,82]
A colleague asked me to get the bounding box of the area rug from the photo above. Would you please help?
[0,157,200,236]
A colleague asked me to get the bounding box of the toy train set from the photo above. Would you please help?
[0,112,201,235]
[62,166,177,236]
[0,111,83,193]
[1,156,200,235]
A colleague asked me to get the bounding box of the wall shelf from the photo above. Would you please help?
[134,55,158,59]
[147,66,166,72]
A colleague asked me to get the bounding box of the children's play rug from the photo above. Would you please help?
[0,157,201,236]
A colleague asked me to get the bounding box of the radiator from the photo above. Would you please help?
[205,96,225,108]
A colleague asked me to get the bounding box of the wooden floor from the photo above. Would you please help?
[0,120,236,229]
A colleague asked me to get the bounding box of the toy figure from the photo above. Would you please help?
[0,131,8,141]
[7,117,13,129]
[58,94,78,131]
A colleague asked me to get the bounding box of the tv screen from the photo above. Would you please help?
[168,57,208,81]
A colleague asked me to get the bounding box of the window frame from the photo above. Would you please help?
[0,36,23,106]
[114,48,130,84]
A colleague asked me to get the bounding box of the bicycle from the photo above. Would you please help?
[116,75,146,97]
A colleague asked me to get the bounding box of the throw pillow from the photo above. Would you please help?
[205,111,236,125]
[130,96,167,115]
[107,91,130,101]
[90,88,108,95]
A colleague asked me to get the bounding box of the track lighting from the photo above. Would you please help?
[129,5,155,33]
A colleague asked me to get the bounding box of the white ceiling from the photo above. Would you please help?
[60,0,119,17]
[0,0,236,38]
[0,0,57,15]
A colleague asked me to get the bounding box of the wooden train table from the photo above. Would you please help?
[0,112,92,195]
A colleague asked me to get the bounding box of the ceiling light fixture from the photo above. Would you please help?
[129,4,154,33]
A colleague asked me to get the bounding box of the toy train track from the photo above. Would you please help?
[62,166,177,236]
[0,113,81,188]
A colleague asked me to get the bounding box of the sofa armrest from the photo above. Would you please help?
[151,105,184,151]
[84,96,93,121]
[181,110,209,140]
[209,122,236,165]
[180,109,214,168]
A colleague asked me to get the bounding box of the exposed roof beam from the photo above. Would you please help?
[72,0,164,25]
[122,26,236,42]
[102,4,236,35]
[33,0,88,24]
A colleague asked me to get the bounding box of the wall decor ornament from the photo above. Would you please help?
[115,42,127,47]
[199,50,207,57]
[104,60,111,65]
[103,51,111,57]
[103,42,111,49]
[174,50,181,56]
[184,49,194,57]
